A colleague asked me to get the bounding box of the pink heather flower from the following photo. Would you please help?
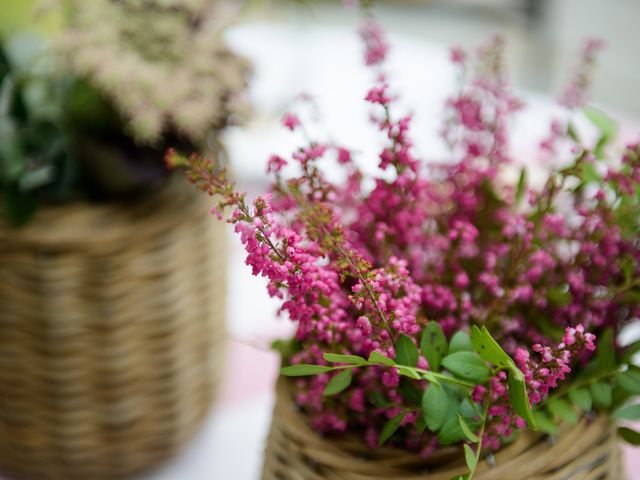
[282,112,301,131]
[450,46,466,64]
[266,154,287,173]
[356,316,372,336]
[337,147,352,164]
[360,20,389,66]
[365,84,391,105]
[560,37,605,108]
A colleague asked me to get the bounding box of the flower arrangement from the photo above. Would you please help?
[170,17,640,479]
[0,0,248,225]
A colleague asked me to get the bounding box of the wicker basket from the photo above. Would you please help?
[0,175,226,480]
[262,378,625,480]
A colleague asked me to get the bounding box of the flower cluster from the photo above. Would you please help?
[170,19,640,463]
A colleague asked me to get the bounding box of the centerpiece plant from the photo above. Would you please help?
[170,17,640,480]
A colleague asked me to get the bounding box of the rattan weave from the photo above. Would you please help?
[0,175,226,480]
[262,378,624,480]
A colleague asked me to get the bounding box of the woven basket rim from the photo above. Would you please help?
[269,376,616,479]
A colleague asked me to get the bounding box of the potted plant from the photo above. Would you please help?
[0,1,248,479]
[171,16,639,480]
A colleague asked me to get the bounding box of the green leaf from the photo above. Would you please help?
[515,167,527,204]
[397,366,421,380]
[449,331,473,354]
[580,162,600,183]
[622,340,640,363]
[566,121,580,143]
[370,391,391,408]
[396,334,419,367]
[280,364,333,376]
[421,321,448,372]
[439,413,480,446]
[548,398,578,424]
[594,328,615,374]
[583,106,616,140]
[399,378,422,405]
[378,412,406,446]
[618,427,640,445]
[508,370,537,429]
[368,351,396,366]
[546,286,572,306]
[568,388,592,412]
[612,403,640,421]
[442,352,491,383]
[270,338,300,359]
[457,414,480,442]
[533,410,559,435]
[464,444,477,470]
[470,325,516,370]
[616,370,640,394]
[415,414,427,434]
[590,381,612,408]
[323,369,353,396]
[323,353,367,365]
[422,383,449,432]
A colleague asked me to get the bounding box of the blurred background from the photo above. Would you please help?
[0,1,639,479]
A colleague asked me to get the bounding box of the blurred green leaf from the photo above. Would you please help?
[421,321,448,372]
[323,353,367,365]
[324,369,352,396]
[442,352,490,383]
[449,331,473,354]
[396,334,419,367]
[378,412,406,446]
[568,388,592,412]
[548,398,578,424]
[280,364,333,376]
[422,383,449,432]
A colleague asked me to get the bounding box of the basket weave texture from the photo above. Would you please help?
[262,378,625,480]
[0,176,226,480]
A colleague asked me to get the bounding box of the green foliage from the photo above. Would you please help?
[378,412,406,446]
[515,167,527,204]
[324,369,352,396]
[612,403,640,421]
[590,381,612,408]
[449,331,473,353]
[616,369,640,394]
[323,353,368,365]
[278,326,537,480]
[568,388,592,412]
[532,410,559,435]
[280,364,333,376]
[441,352,491,383]
[618,427,640,445]
[395,334,419,367]
[583,106,617,158]
[547,398,578,424]
[463,444,477,471]
[422,383,449,432]
[421,322,448,371]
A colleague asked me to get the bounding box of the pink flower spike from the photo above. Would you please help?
[282,113,301,131]
[360,20,389,66]
[450,46,466,64]
[267,154,288,174]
